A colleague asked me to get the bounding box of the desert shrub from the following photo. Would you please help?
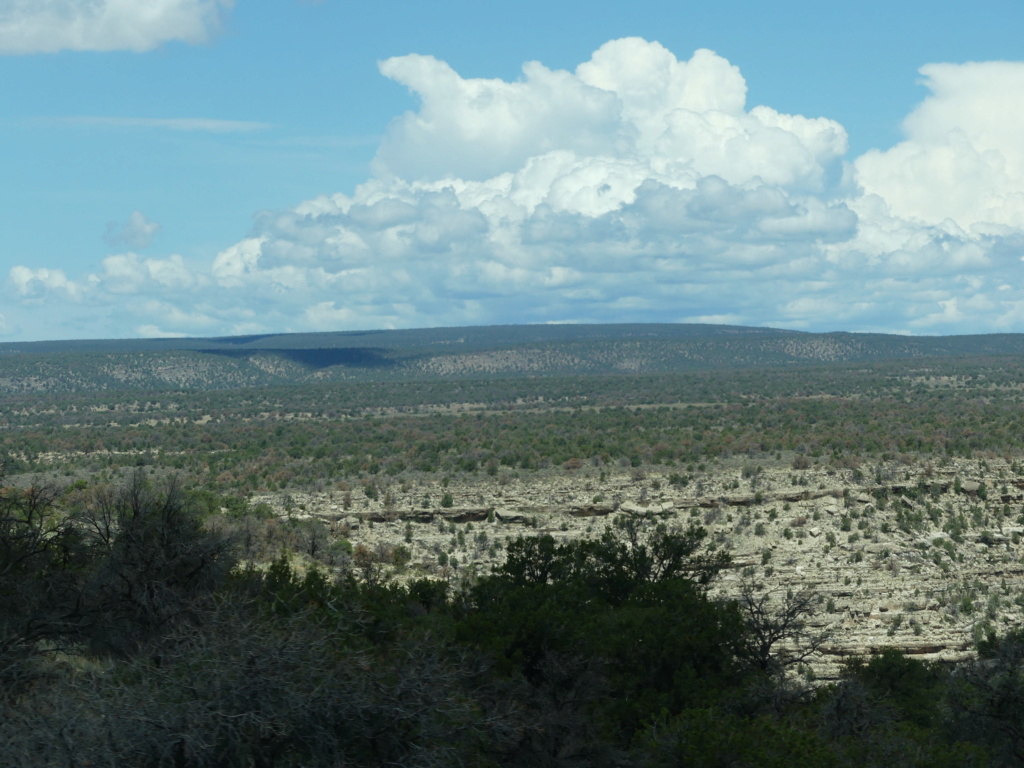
[74,470,236,655]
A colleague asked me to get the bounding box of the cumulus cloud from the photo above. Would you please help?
[855,61,1024,233]
[8,266,81,300]
[6,38,1024,340]
[376,38,847,194]
[96,252,198,293]
[0,0,233,55]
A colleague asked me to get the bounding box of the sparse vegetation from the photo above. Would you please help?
[7,327,1024,764]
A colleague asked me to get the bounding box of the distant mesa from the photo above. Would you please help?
[5,322,1024,394]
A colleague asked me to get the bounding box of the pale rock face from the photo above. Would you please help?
[264,455,1024,680]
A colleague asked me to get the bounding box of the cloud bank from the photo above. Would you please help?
[7,38,1024,340]
[0,0,233,54]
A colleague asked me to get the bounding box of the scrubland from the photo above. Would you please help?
[5,352,1024,765]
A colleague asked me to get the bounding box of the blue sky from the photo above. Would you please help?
[3,0,1024,341]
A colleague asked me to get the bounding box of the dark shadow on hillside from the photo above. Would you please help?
[206,334,282,346]
[202,347,398,370]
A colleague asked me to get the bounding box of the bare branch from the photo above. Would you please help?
[736,581,832,676]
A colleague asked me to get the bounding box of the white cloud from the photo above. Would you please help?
[136,324,188,339]
[376,53,622,182]
[6,39,1024,340]
[376,38,847,195]
[854,61,1024,232]
[0,0,233,55]
[95,253,198,293]
[682,313,744,326]
[7,266,80,299]
[104,211,162,250]
[212,238,263,286]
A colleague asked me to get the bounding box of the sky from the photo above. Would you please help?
[3,1,1024,342]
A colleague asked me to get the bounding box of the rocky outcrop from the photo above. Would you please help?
[258,457,1024,681]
